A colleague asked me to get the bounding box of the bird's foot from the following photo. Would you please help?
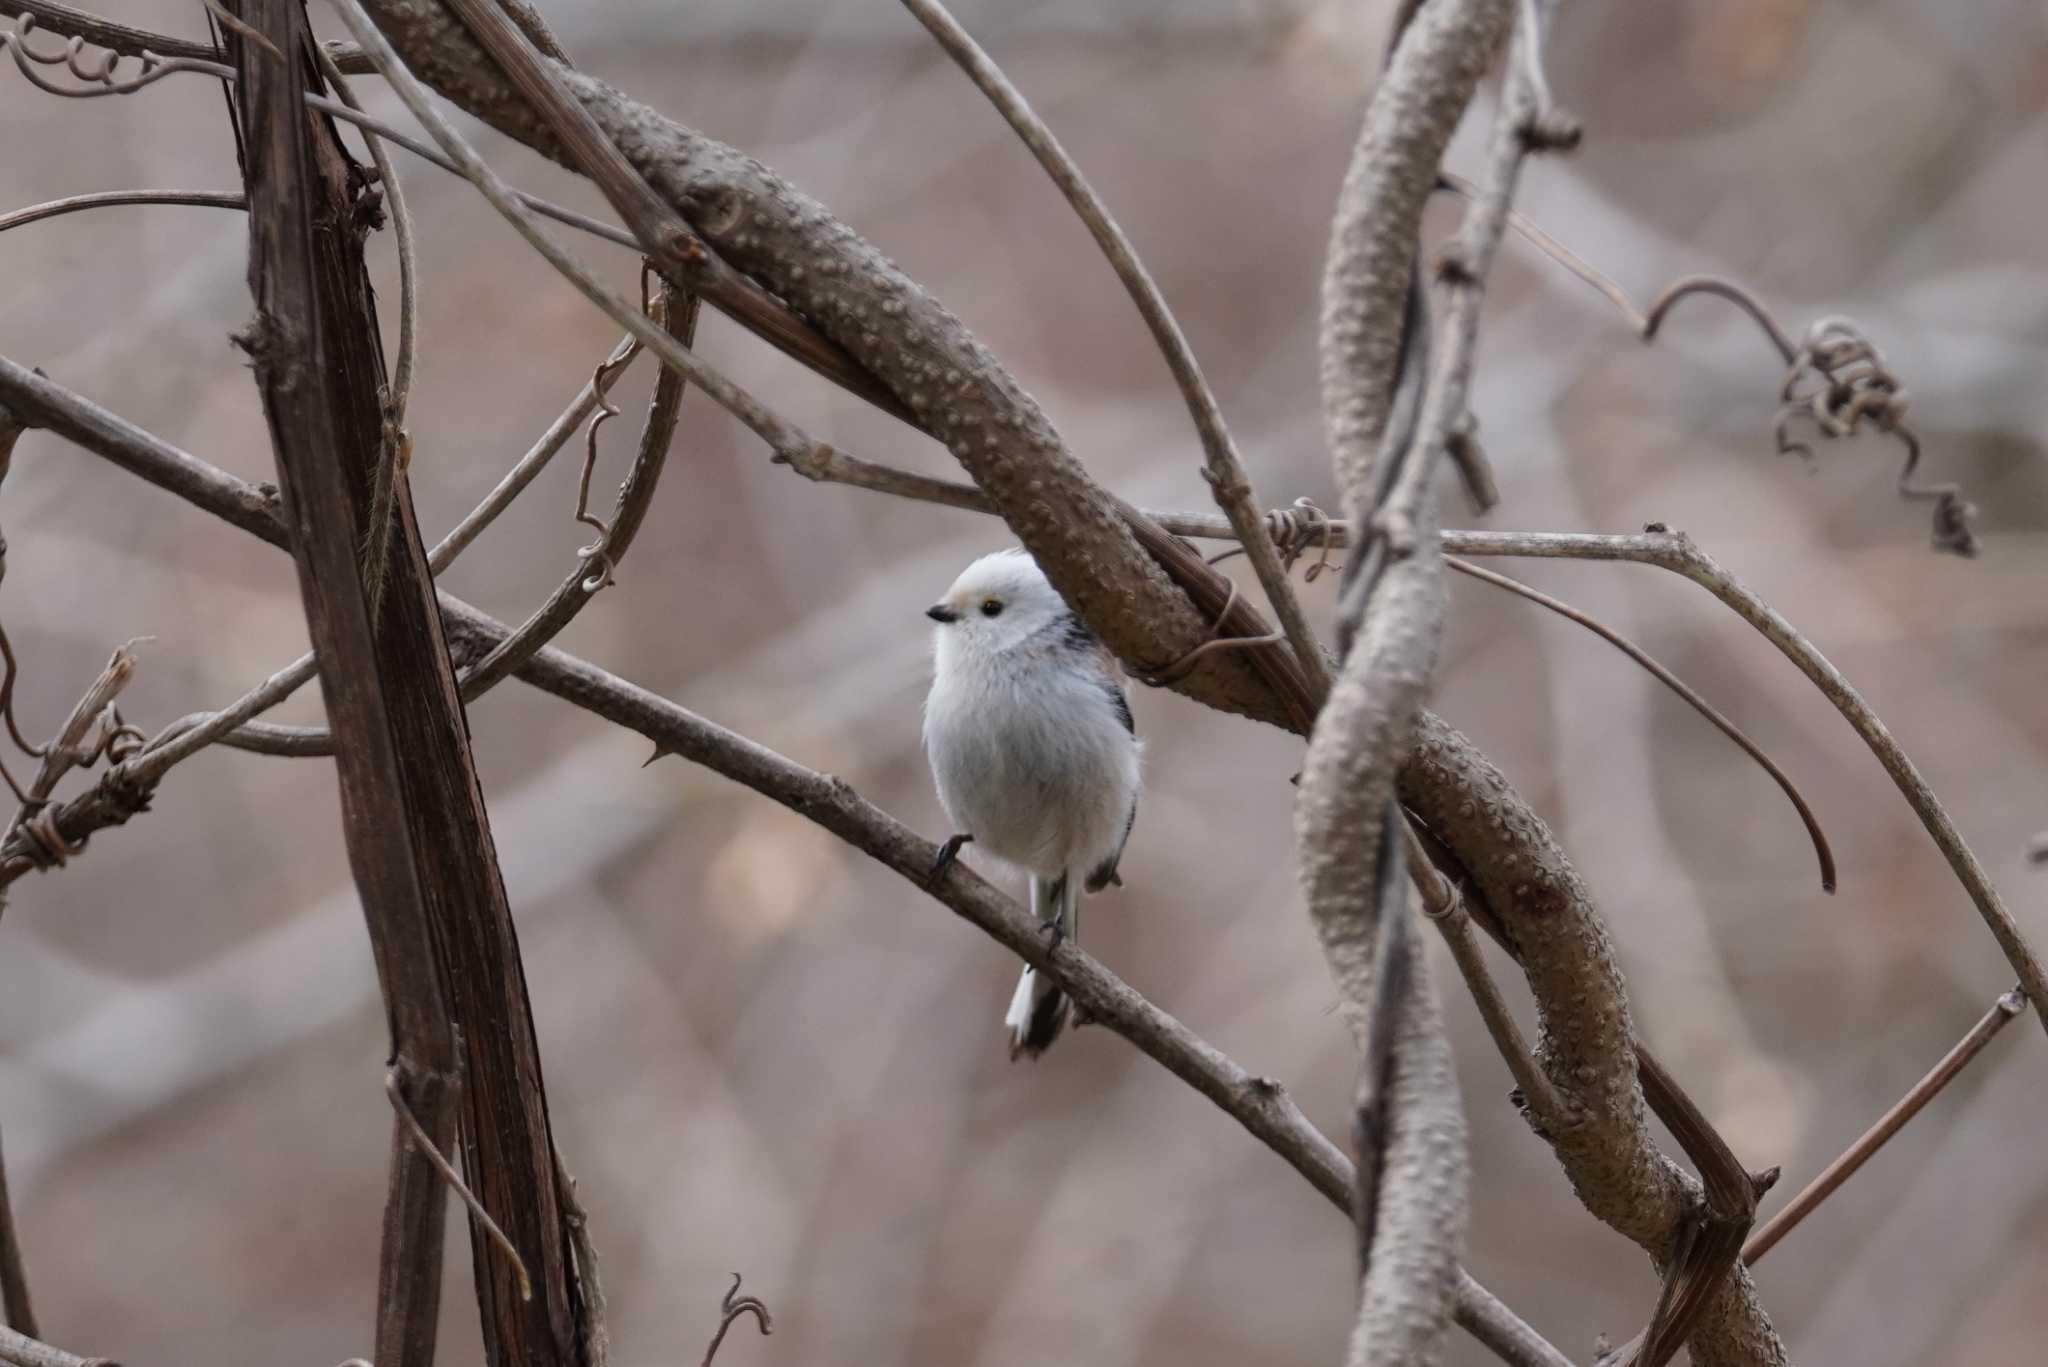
[925,832,973,888]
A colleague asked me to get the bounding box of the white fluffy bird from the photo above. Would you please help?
[921,549,1141,1058]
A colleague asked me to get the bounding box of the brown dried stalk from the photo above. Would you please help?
[1742,986,2025,1265]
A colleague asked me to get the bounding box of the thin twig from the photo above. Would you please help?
[320,0,879,486]
[1443,527,2048,1038]
[1741,986,2026,1265]
[1444,555,1836,893]
[1402,821,1565,1133]
[0,188,244,234]
[3,7,909,426]
[900,0,1330,701]
[458,288,695,699]
[384,1071,531,1304]
[0,1122,33,1336]
[121,336,647,768]
[697,1274,770,1367]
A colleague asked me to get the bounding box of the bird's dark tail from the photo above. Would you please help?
[1005,872,1076,1059]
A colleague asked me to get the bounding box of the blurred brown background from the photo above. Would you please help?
[3,0,2045,1363]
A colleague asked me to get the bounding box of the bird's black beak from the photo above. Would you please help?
[926,604,959,624]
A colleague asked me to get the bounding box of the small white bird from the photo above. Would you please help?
[921,548,1142,1059]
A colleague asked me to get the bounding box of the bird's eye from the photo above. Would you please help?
[979,598,1004,618]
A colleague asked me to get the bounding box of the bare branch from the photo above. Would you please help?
[899,0,1330,700]
[0,1123,32,1337]
[1445,527,2048,1038]
[0,188,244,234]
[1402,712,1787,1367]
[457,287,695,699]
[697,1274,771,1367]
[1299,0,1513,1361]
[1403,821,1564,1133]
[1742,986,2026,1265]
[349,0,1309,733]
[1444,556,1835,893]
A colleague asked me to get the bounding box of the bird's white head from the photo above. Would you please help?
[926,548,1072,664]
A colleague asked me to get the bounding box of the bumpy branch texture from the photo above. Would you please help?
[1296,1,1513,1362]
[355,0,1293,729]
[1401,713,1789,1367]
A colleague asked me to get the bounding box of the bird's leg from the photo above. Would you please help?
[925,832,974,887]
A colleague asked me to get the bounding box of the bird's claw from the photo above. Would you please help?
[925,832,973,888]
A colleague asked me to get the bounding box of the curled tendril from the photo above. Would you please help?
[1,13,211,97]
[1775,316,1977,557]
[1264,497,1346,582]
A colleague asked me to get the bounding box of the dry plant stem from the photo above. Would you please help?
[900,0,1330,700]
[384,1071,531,1303]
[1300,0,1511,1360]
[0,1123,32,1336]
[230,6,463,1365]
[324,0,903,522]
[351,0,1294,731]
[697,1275,771,1367]
[315,43,417,625]
[553,1158,609,1367]
[4,6,906,427]
[1444,555,1836,893]
[155,338,640,764]
[430,0,915,427]
[1402,712,1787,1367]
[0,377,1566,1367]
[0,188,244,233]
[1444,528,2048,1039]
[458,288,695,699]
[6,0,359,67]
[1403,823,1563,1131]
[1742,986,2025,1265]
[0,1325,107,1367]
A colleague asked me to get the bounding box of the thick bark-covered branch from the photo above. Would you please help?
[1401,713,1788,1367]
[351,0,1306,730]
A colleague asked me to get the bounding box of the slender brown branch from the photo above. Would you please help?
[3,4,910,428]
[0,1122,33,1337]
[697,1275,770,1367]
[1443,528,2048,1038]
[1403,822,1564,1133]
[1444,555,1836,893]
[1742,986,2026,1265]
[384,1071,531,1304]
[900,0,1330,700]
[457,288,695,699]
[0,188,244,234]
